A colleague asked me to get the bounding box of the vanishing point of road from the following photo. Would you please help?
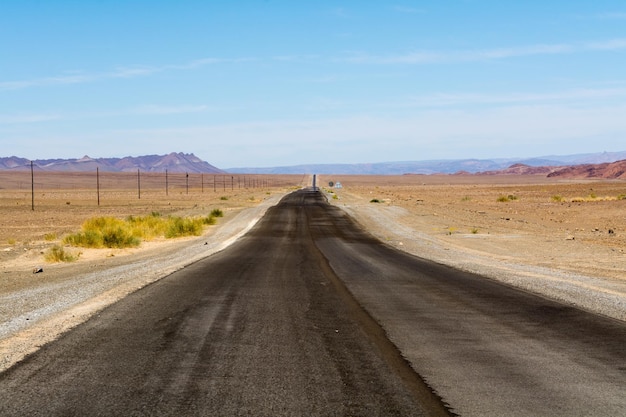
[0,189,624,416]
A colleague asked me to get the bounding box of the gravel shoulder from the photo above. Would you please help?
[328,187,626,323]
[2,179,626,373]
[0,193,285,372]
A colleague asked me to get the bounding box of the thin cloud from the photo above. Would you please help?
[340,39,626,64]
[131,104,211,115]
[331,7,351,18]
[0,104,213,125]
[392,6,425,14]
[272,54,321,62]
[584,38,626,50]
[0,57,252,91]
[404,87,626,108]
[0,113,62,124]
[596,12,626,19]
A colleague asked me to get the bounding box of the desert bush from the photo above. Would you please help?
[64,229,102,247]
[64,211,221,248]
[571,195,617,203]
[497,195,518,202]
[461,196,472,202]
[64,217,140,248]
[44,233,57,241]
[7,238,16,245]
[220,196,229,201]
[165,217,204,238]
[126,213,168,240]
[470,227,479,234]
[45,245,79,263]
[101,226,140,248]
[551,195,564,202]
[370,198,381,203]
[618,194,626,200]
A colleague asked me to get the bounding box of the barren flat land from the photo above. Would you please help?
[1,171,625,371]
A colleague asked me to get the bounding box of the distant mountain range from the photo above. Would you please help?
[2,150,626,177]
[225,151,626,175]
[547,159,626,179]
[0,152,223,174]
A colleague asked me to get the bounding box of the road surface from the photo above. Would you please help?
[0,189,624,416]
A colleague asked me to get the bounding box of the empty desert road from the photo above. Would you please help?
[1,189,625,416]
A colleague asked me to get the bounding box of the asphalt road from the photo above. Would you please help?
[1,189,625,416]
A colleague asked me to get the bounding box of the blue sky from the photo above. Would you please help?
[2,1,626,168]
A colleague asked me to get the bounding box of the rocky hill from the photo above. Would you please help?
[227,151,626,175]
[0,153,224,174]
[547,159,626,179]
[471,163,558,176]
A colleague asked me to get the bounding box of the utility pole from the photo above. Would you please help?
[97,167,100,206]
[30,161,34,211]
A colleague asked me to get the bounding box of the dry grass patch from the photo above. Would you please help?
[63,211,223,249]
[45,245,80,263]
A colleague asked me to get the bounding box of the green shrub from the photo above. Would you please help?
[45,245,79,262]
[497,195,518,202]
[126,214,168,240]
[64,229,101,247]
[165,217,204,238]
[203,215,216,225]
[370,198,381,203]
[101,226,140,248]
[64,211,221,248]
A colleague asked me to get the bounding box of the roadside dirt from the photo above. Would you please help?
[323,175,626,321]
[0,175,305,371]
[1,174,625,372]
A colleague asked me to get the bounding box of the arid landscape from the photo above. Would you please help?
[3,170,625,294]
[324,174,626,280]
[1,170,626,372]
[0,171,307,270]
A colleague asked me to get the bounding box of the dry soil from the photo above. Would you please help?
[1,173,625,372]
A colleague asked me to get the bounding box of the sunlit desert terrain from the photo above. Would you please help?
[322,174,626,281]
[1,171,625,371]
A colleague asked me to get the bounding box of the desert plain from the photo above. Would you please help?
[1,171,626,370]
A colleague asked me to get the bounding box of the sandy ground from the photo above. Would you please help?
[0,178,305,372]
[323,175,626,321]
[1,174,626,372]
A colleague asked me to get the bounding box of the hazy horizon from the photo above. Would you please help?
[2,2,626,168]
